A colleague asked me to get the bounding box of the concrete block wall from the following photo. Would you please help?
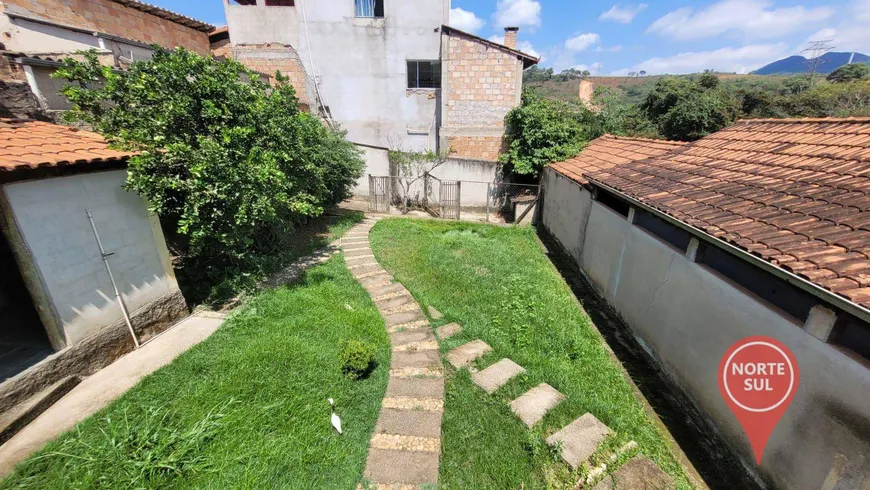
[231,44,312,106]
[1,170,184,346]
[0,0,210,55]
[540,172,870,489]
[440,30,525,162]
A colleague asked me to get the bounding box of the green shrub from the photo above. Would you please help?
[339,340,376,380]
[53,47,364,287]
[500,89,586,176]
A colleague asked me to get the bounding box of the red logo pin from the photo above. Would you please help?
[718,336,799,465]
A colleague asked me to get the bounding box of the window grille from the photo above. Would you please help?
[407,61,441,89]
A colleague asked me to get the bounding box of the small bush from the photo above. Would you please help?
[339,340,376,380]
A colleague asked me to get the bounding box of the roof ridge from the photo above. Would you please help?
[108,0,214,32]
[600,134,687,145]
[440,25,540,63]
[737,117,870,124]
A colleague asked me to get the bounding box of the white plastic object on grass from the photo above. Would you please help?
[329,398,342,434]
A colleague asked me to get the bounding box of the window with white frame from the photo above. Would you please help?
[407,61,441,89]
[355,0,384,17]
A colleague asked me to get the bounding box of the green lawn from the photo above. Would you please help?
[1,257,389,489]
[369,219,693,489]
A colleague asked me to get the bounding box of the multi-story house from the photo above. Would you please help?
[221,0,538,173]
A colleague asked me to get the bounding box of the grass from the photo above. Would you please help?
[176,208,364,307]
[1,257,389,489]
[369,219,693,489]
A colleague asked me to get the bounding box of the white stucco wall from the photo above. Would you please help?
[541,168,591,264]
[542,189,870,488]
[3,170,180,346]
[225,0,447,152]
[353,144,390,196]
[0,15,101,53]
[429,157,501,206]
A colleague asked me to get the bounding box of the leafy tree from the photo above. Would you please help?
[640,77,734,140]
[500,89,586,175]
[698,72,720,89]
[579,86,659,139]
[54,47,364,284]
[659,92,732,140]
[523,66,554,83]
[827,63,870,84]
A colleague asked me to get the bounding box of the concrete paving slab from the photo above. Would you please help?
[510,383,566,428]
[592,456,675,490]
[446,340,492,369]
[359,273,392,288]
[375,408,442,438]
[436,322,462,340]
[391,350,441,370]
[0,315,223,477]
[369,283,408,299]
[390,329,436,346]
[472,359,525,394]
[427,306,443,320]
[386,377,444,398]
[352,264,385,277]
[377,294,415,311]
[344,247,373,257]
[364,448,439,485]
[546,413,613,468]
[385,310,425,327]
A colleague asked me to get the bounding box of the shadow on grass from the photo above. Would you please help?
[536,228,764,490]
[174,208,364,309]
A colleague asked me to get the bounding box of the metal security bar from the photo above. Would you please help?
[354,0,382,17]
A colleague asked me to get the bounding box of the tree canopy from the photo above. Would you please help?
[55,47,364,284]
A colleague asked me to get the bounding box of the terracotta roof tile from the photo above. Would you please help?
[548,135,687,184]
[585,118,870,311]
[0,119,134,178]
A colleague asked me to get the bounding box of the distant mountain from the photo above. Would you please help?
[752,52,870,75]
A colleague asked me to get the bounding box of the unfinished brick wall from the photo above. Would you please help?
[446,135,506,162]
[231,44,310,106]
[1,0,210,55]
[442,31,523,161]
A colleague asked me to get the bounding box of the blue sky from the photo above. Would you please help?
[152,0,868,75]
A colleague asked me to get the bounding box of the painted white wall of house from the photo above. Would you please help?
[225,0,447,152]
[353,144,390,196]
[3,170,180,346]
[0,15,101,53]
[541,178,870,489]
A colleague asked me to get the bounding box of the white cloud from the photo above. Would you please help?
[599,4,648,23]
[855,0,870,22]
[611,43,790,75]
[489,35,540,58]
[647,0,834,41]
[802,25,870,54]
[493,0,542,30]
[450,8,485,33]
[565,33,601,52]
[573,62,604,74]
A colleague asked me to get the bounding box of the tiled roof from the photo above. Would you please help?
[441,25,540,68]
[109,0,215,32]
[585,117,870,310]
[0,119,133,179]
[549,134,686,184]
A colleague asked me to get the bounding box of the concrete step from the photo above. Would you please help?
[435,322,462,340]
[546,413,613,468]
[509,383,565,428]
[385,310,426,328]
[472,359,525,394]
[446,340,492,369]
[376,294,415,311]
[427,306,443,320]
[0,376,80,446]
[386,376,444,399]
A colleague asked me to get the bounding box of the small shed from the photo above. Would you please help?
[0,119,187,407]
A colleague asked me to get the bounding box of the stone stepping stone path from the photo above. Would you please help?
[472,358,525,394]
[446,340,492,369]
[546,413,613,468]
[435,322,462,340]
[341,219,443,488]
[510,383,566,428]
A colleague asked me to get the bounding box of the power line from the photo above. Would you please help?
[802,40,834,76]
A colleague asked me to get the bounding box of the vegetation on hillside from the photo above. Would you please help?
[504,68,870,175]
[54,47,364,301]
